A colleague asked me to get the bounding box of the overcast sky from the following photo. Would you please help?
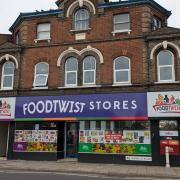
[0,0,179,34]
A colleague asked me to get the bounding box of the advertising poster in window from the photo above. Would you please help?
[148,91,180,117]
[13,130,57,152]
[0,97,15,120]
[79,130,151,155]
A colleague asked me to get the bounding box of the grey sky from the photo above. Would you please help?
[0,0,180,34]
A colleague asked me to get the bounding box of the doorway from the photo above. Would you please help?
[66,122,79,158]
[0,122,9,157]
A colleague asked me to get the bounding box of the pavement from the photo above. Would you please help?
[0,158,180,179]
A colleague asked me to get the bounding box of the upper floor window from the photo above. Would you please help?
[33,62,49,87]
[74,9,89,31]
[113,13,130,32]
[157,50,175,82]
[1,62,15,90]
[153,17,162,31]
[83,56,96,85]
[15,32,20,45]
[114,57,131,84]
[65,57,78,86]
[37,23,50,40]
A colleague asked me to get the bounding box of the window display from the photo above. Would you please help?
[79,121,151,155]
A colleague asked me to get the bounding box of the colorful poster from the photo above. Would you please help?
[148,91,180,117]
[0,97,15,119]
[13,130,58,152]
[160,140,180,155]
[15,93,147,120]
[79,130,151,155]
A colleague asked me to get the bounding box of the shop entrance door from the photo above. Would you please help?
[0,122,9,157]
[66,122,79,158]
[151,120,180,166]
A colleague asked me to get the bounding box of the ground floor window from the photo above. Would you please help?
[79,120,151,155]
[13,122,58,152]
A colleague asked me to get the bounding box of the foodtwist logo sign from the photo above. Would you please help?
[0,97,16,119]
[148,91,180,117]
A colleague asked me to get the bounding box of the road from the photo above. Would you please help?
[0,171,175,180]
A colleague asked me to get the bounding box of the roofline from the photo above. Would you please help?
[9,9,63,32]
[98,0,171,17]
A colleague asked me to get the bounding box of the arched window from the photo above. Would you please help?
[114,57,131,84]
[33,62,49,87]
[1,62,15,89]
[157,50,175,82]
[74,9,89,31]
[65,57,78,86]
[83,56,96,85]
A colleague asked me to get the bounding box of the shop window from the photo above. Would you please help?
[95,121,101,130]
[113,13,130,33]
[36,23,51,40]
[65,57,78,87]
[157,50,175,82]
[14,122,58,152]
[85,121,90,130]
[1,61,15,90]
[33,62,49,88]
[114,56,131,84]
[74,8,89,31]
[83,56,96,85]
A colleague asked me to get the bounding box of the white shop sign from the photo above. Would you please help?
[148,91,180,117]
[160,131,178,137]
[126,156,152,161]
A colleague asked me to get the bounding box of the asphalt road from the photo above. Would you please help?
[0,171,174,180]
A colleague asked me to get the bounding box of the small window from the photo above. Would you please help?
[83,56,96,85]
[37,23,50,40]
[1,62,15,89]
[65,57,78,86]
[74,9,89,31]
[113,13,130,32]
[157,50,175,82]
[33,62,49,87]
[153,17,162,30]
[114,56,131,84]
[15,32,20,45]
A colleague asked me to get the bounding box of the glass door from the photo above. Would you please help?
[66,122,78,158]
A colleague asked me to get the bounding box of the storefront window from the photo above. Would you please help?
[13,122,58,152]
[79,120,151,155]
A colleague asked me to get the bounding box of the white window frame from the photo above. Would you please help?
[157,50,175,82]
[113,13,130,33]
[1,62,15,90]
[74,8,89,31]
[83,56,96,85]
[113,56,131,85]
[33,62,49,87]
[65,57,78,87]
[36,23,51,41]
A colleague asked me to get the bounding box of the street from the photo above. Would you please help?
[0,171,176,180]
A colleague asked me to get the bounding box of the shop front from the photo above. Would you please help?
[148,91,180,166]
[7,92,151,164]
[0,97,15,159]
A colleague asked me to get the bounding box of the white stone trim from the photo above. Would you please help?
[150,41,180,60]
[66,0,96,17]
[0,54,18,69]
[57,46,104,66]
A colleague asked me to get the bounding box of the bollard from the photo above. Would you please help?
[165,146,170,168]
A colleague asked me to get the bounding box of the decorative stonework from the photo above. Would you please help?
[0,54,18,69]
[57,46,104,66]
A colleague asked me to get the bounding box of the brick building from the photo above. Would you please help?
[0,0,180,166]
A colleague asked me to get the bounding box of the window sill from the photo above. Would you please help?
[32,86,48,90]
[58,85,101,89]
[70,28,91,33]
[34,38,51,43]
[112,30,131,36]
[154,81,180,84]
[0,88,13,91]
[112,83,132,87]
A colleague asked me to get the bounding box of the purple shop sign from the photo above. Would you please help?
[13,142,27,151]
[15,93,147,119]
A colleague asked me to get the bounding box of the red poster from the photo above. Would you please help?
[160,140,180,155]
